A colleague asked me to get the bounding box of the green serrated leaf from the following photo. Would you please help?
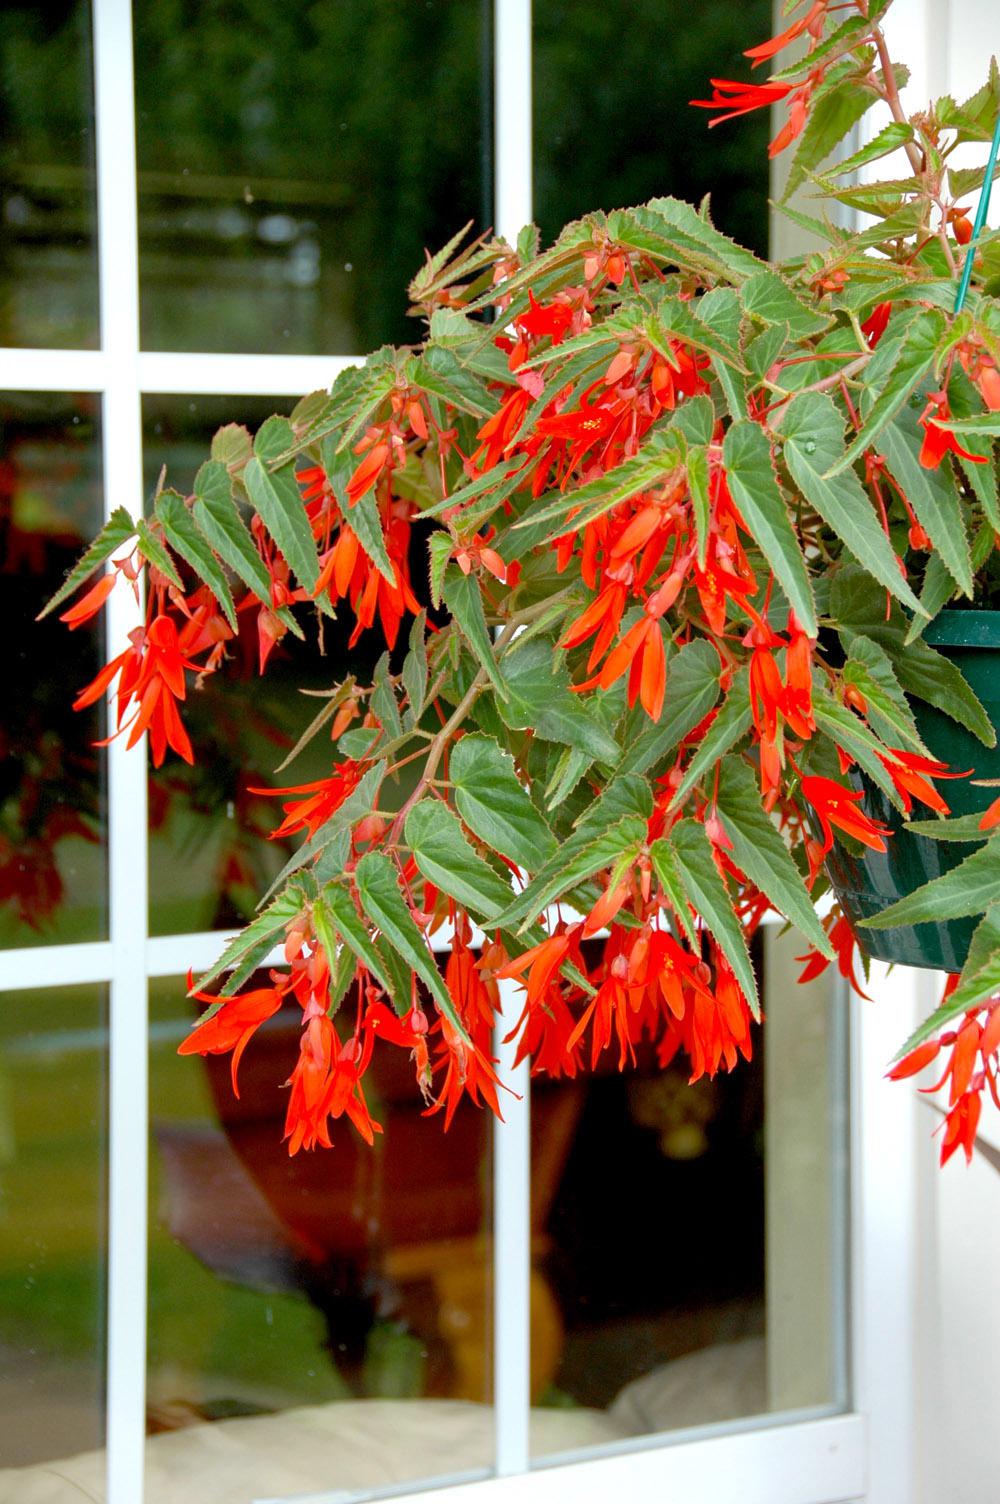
[428,532,452,610]
[244,449,319,593]
[408,347,493,419]
[335,354,398,453]
[783,62,882,200]
[500,816,647,933]
[770,12,873,84]
[519,427,685,541]
[449,733,556,870]
[320,881,395,995]
[647,298,746,372]
[687,445,711,569]
[442,568,508,702]
[669,395,716,447]
[39,505,136,618]
[355,850,468,1038]
[648,838,698,949]
[403,611,428,724]
[779,392,925,616]
[860,830,1000,928]
[135,516,183,590]
[716,759,833,957]
[671,819,759,1015]
[641,197,767,281]
[695,287,746,419]
[498,637,621,763]
[828,309,945,477]
[371,652,402,740]
[194,887,305,995]
[405,800,513,921]
[745,323,789,384]
[904,812,990,842]
[618,640,721,777]
[723,420,817,635]
[155,490,237,630]
[211,423,254,471]
[672,669,752,805]
[828,121,916,178]
[879,423,973,596]
[338,727,381,760]
[257,761,386,906]
[832,567,994,746]
[740,270,830,339]
[842,635,929,754]
[192,460,275,610]
[545,745,592,811]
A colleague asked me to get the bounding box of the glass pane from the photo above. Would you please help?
[0,392,108,949]
[529,927,849,1458]
[133,1,491,354]
[147,973,494,1497]
[0,984,108,1479]
[143,394,393,937]
[0,3,99,348]
[533,0,773,256]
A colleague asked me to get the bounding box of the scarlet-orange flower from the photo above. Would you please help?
[888,983,1000,1165]
[743,1,827,65]
[918,394,988,469]
[284,1013,381,1154]
[250,759,366,842]
[877,749,967,816]
[689,77,793,127]
[800,774,891,855]
[74,612,200,767]
[59,570,117,628]
[179,976,286,1097]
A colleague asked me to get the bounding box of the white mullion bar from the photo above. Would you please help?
[0,347,108,393]
[93,2,148,1502]
[493,979,532,1476]
[494,0,533,248]
[0,349,358,399]
[852,959,929,1504]
[492,0,533,1478]
[0,941,114,992]
[137,350,357,397]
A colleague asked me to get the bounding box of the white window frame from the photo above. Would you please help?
[0,1,935,1501]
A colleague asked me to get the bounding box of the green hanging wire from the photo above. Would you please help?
[954,109,1000,315]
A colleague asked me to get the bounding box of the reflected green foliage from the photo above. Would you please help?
[534,0,772,255]
[132,0,490,352]
[0,2,99,347]
[0,987,107,1466]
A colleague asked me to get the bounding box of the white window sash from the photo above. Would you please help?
[0,0,936,1499]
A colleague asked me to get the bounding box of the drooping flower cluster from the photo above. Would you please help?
[889,978,1000,1166]
[44,0,1000,1165]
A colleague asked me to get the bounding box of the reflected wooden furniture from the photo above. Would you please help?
[159,1013,584,1401]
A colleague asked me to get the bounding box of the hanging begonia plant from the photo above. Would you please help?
[42,0,1000,1165]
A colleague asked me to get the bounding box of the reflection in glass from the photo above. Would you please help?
[142,394,392,937]
[147,974,494,1497]
[533,0,772,256]
[0,3,99,348]
[133,0,490,354]
[530,928,849,1457]
[0,985,108,1474]
[0,392,107,949]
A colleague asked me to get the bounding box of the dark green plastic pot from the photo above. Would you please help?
[825,609,1000,971]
